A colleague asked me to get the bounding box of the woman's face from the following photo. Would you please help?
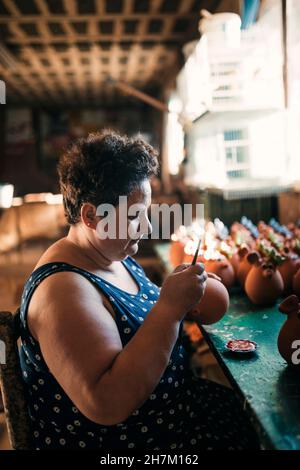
[91,179,152,261]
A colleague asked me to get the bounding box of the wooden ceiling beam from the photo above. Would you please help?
[0,13,198,22]
[2,0,21,16]
[4,34,192,43]
[178,0,198,14]
[64,0,77,16]
[123,0,134,15]
[151,0,164,14]
[0,0,211,103]
[34,0,50,15]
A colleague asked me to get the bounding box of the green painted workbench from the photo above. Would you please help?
[154,242,300,450]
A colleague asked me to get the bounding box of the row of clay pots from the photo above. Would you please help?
[236,247,300,305]
[169,236,300,366]
[233,243,300,365]
[188,258,300,366]
[171,239,283,305]
[170,238,300,306]
[170,239,282,305]
[230,244,300,365]
[191,260,300,366]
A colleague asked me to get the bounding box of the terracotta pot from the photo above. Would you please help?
[278,295,300,366]
[183,252,204,265]
[169,241,185,267]
[205,258,235,290]
[257,220,271,237]
[278,256,300,295]
[293,267,300,298]
[189,277,229,325]
[182,253,193,264]
[244,253,284,305]
[236,247,255,288]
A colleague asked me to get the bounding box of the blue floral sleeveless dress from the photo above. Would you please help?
[19,256,259,450]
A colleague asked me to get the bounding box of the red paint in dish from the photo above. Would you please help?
[226,339,257,353]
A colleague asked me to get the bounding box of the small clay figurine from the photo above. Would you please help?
[278,249,300,295]
[188,277,229,325]
[278,295,300,366]
[204,258,235,290]
[236,247,257,288]
[244,252,284,305]
[293,266,300,298]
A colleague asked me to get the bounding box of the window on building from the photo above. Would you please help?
[223,128,250,179]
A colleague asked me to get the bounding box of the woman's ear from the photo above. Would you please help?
[81,203,97,229]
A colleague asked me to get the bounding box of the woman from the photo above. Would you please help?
[19,130,259,450]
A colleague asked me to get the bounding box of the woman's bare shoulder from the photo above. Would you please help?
[34,237,76,270]
[28,238,116,339]
[28,268,118,344]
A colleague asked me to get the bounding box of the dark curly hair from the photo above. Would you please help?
[57,129,159,225]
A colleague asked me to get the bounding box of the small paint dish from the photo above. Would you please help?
[225,339,258,354]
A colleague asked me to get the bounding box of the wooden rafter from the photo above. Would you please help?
[0,0,231,104]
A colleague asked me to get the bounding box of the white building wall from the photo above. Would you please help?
[248,112,286,179]
[185,110,287,188]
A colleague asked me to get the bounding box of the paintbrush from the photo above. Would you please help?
[191,235,203,265]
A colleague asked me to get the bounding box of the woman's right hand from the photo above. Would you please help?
[157,263,207,322]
